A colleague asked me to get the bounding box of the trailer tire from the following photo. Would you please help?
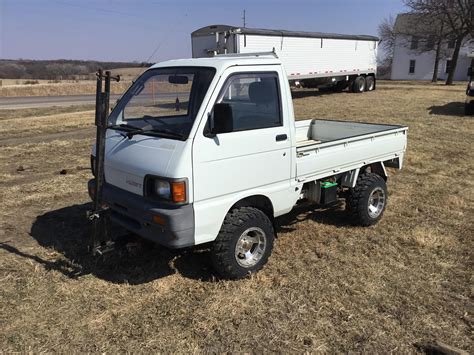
[352,76,366,93]
[210,207,275,279]
[365,76,375,91]
[347,173,388,226]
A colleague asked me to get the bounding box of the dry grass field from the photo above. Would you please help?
[0,68,145,97]
[0,81,472,352]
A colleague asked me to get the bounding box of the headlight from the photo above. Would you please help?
[147,177,187,204]
[155,180,171,200]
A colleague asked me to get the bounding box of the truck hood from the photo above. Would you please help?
[103,130,186,195]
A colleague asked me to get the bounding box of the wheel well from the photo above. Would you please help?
[230,195,274,221]
[362,162,387,181]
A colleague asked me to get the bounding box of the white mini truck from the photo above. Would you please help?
[88,54,408,279]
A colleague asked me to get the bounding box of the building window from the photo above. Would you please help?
[445,60,453,74]
[426,36,435,50]
[448,39,456,48]
[410,36,419,50]
[409,60,416,74]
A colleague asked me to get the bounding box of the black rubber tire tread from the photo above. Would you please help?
[352,76,366,93]
[211,207,275,280]
[365,76,375,91]
[347,173,388,226]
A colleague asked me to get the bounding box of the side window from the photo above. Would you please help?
[216,72,282,132]
[409,60,416,74]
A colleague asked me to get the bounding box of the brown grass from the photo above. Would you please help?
[0,68,146,97]
[0,81,131,97]
[0,81,473,352]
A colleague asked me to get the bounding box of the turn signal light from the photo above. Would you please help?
[171,181,186,203]
[152,215,166,225]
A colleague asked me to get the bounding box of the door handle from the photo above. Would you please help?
[276,134,288,142]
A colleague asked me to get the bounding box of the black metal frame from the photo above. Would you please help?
[87,69,120,255]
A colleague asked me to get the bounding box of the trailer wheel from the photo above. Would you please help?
[352,76,366,93]
[365,76,375,91]
[210,207,275,279]
[347,173,388,226]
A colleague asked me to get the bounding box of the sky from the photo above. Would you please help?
[0,0,407,62]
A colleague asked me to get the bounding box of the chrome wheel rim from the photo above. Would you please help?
[235,227,266,268]
[367,79,374,90]
[367,187,385,219]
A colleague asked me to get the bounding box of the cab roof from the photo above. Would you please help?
[149,55,282,72]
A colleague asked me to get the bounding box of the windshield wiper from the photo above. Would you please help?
[123,127,186,140]
[108,123,185,140]
[108,123,143,131]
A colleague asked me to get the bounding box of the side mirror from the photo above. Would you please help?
[468,67,473,77]
[208,103,233,136]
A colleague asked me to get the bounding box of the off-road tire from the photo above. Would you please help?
[352,76,366,93]
[365,76,375,91]
[347,173,388,226]
[211,207,275,279]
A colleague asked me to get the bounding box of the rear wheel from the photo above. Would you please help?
[352,76,366,93]
[346,173,388,226]
[211,207,275,279]
[365,76,375,91]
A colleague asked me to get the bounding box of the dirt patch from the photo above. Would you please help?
[0,82,473,352]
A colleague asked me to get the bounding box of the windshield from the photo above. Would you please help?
[108,67,216,140]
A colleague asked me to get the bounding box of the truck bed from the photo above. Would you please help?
[294,119,408,181]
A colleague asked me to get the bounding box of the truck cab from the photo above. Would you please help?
[89,55,407,279]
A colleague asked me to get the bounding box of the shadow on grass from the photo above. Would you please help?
[276,200,350,233]
[428,102,467,117]
[1,203,215,284]
[1,200,351,284]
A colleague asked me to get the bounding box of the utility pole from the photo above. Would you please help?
[242,9,246,27]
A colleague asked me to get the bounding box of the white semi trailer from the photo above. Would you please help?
[192,25,379,93]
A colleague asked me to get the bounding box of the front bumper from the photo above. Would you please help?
[88,180,195,248]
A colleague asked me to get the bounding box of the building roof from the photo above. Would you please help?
[192,24,379,42]
[393,13,446,36]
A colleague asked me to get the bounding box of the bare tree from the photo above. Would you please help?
[404,0,473,84]
[404,14,449,82]
[377,16,396,78]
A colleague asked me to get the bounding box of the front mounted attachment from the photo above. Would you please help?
[88,69,120,256]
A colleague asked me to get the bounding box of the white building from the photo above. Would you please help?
[391,13,472,81]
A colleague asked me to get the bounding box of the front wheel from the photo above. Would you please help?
[211,207,275,279]
[346,173,388,226]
